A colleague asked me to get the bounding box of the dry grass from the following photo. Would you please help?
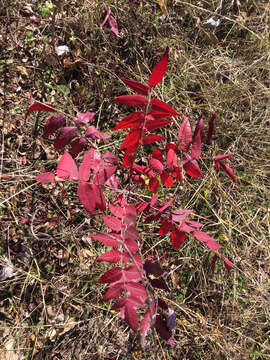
[0,0,270,359]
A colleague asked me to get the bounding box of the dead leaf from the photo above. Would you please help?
[0,339,20,360]
[16,66,29,77]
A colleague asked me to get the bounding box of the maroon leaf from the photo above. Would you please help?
[148,47,169,87]
[180,220,203,231]
[54,126,77,151]
[157,197,175,214]
[151,99,180,117]
[85,125,110,140]
[109,204,125,218]
[93,165,117,185]
[43,114,66,137]
[210,254,219,273]
[120,129,142,150]
[36,172,55,183]
[219,161,237,183]
[171,228,186,249]
[172,166,182,182]
[125,283,147,302]
[25,101,56,119]
[150,278,170,292]
[167,308,176,331]
[121,78,149,96]
[70,137,88,157]
[150,192,158,207]
[98,267,122,283]
[178,117,192,152]
[144,260,164,277]
[142,134,165,145]
[57,151,78,180]
[155,315,172,341]
[205,114,216,144]
[161,171,173,187]
[77,182,97,214]
[75,112,95,127]
[102,216,124,232]
[114,95,147,108]
[113,111,145,131]
[193,231,223,252]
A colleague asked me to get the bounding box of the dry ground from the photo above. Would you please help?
[0,0,270,359]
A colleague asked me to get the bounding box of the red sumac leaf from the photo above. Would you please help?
[125,303,138,332]
[91,232,121,247]
[102,216,124,232]
[193,231,223,252]
[149,158,164,174]
[150,192,158,207]
[112,111,145,131]
[109,204,125,218]
[210,254,219,273]
[43,114,66,138]
[120,129,142,150]
[171,209,193,223]
[98,267,122,283]
[183,159,202,178]
[142,134,165,145]
[193,117,204,143]
[25,101,56,119]
[151,99,180,117]
[93,184,106,212]
[125,283,147,302]
[158,219,174,236]
[121,78,149,96]
[167,149,177,170]
[223,257,233,270]
[75,112,95,127]
[219,161,237,183]
[54,126,77,151]
[57,151,78,180]
[114,95,147,108]
[102,151,119,164]
[96,249,122,263]
[152,148,163,162]
[103,283,124,301]
[149,177,159,192]
[157,197,175,214]
[171,228,186,249]
[161,171,173,187]
[148,47,169,87]
[145,118,172,131]
[77,182,97,214]
[178,117,192,152]
[108,13,120,37]
[78,148,101,181]
[213,153,234,162]
[85,125,110,140]
[172,166,182,183]
[190,127,202,160]
[93,165,117,185]
[36,172,55,183]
